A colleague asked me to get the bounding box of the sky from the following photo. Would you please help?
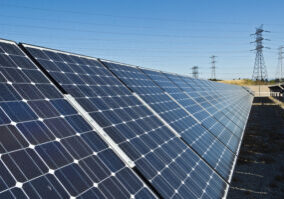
[1,0,284,80]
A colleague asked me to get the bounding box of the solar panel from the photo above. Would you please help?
[22,44,229,199]
[99,62,238,181]
[143,71,252,181]
[138,69,238,180]
[167,75,253,180]
[183,78,252,121]
[163,73,244,138]
[0,39,156,199]
[176,76,252,135]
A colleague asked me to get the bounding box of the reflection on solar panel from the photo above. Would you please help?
[163,73,243,138]
[0,40,156,199]
[0,38,253,199]
[177,76,252,135]
[136,69,237,180]
[22,43,230,199]
[99,62,245,182]
[145,70,252,181]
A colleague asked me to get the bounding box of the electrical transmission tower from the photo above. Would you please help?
[192,66,199,78]
[251,24,270,81]
[276,46,284,83]
[210,56,217,80]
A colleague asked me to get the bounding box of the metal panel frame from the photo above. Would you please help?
[64,94,135,168]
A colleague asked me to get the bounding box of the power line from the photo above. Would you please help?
[3,12,284,38]
[3,2,284,27]
[7,45,249,54]
[0,23,251,40]
[0,14,258,33]
[0,3,266,25]
[1,31,252,47]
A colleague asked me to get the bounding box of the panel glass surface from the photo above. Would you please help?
[162,73,240,151]
[179,76,253,135]
[23,45,228,199]
[139,69,236,180]
[0,40,155,199]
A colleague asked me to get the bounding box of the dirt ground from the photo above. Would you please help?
[228,97,284,199]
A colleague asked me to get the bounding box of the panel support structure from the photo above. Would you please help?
[64,94,135,168]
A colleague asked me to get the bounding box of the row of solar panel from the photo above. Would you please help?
[0,38,253,199]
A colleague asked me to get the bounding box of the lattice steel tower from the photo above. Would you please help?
[192,66,199,78]
[210,56,217,80]
[276,46,284,83]
[251,25,269,81]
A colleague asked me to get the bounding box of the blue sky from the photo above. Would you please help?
[1,0,284,79]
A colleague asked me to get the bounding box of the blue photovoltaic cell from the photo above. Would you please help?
[179,76,252,130]
[163,73,244,135]
[23,44,228,199]
[102,63,235,181]
[138,69,237,180]
[0,125,29,153]
[0,40,155,199]
[163,72,251,143]
[151,71,240,152]
[179,78,245,130]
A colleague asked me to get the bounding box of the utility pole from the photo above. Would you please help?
[251,24,270,81]
[192,66,199,78]
[276,46,284,83]
[210,56,217,80]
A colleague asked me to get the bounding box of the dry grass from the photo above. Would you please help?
[219,79,274,86]
[219,79,253,86]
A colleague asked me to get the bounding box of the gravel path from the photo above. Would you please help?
[228,97,284,199]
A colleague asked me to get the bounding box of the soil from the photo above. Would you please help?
[227,97,284,199]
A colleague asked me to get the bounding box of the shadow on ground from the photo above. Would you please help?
[228,97,284,199]
[253,97,274,104]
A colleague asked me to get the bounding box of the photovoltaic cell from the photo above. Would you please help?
[100,62,233,181]
[179,76,252,130]
[171,77,253,159]
[23,44,228,199]
[139,69,236,180]
[0,40,155,199]
[159,72,240,152]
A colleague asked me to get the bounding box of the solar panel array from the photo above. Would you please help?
[0,38,253,199]
[22,44,229,199]
[100,62,251,182]
[0,40,156,199]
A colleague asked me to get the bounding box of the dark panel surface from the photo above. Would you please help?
[0,40,154,199]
